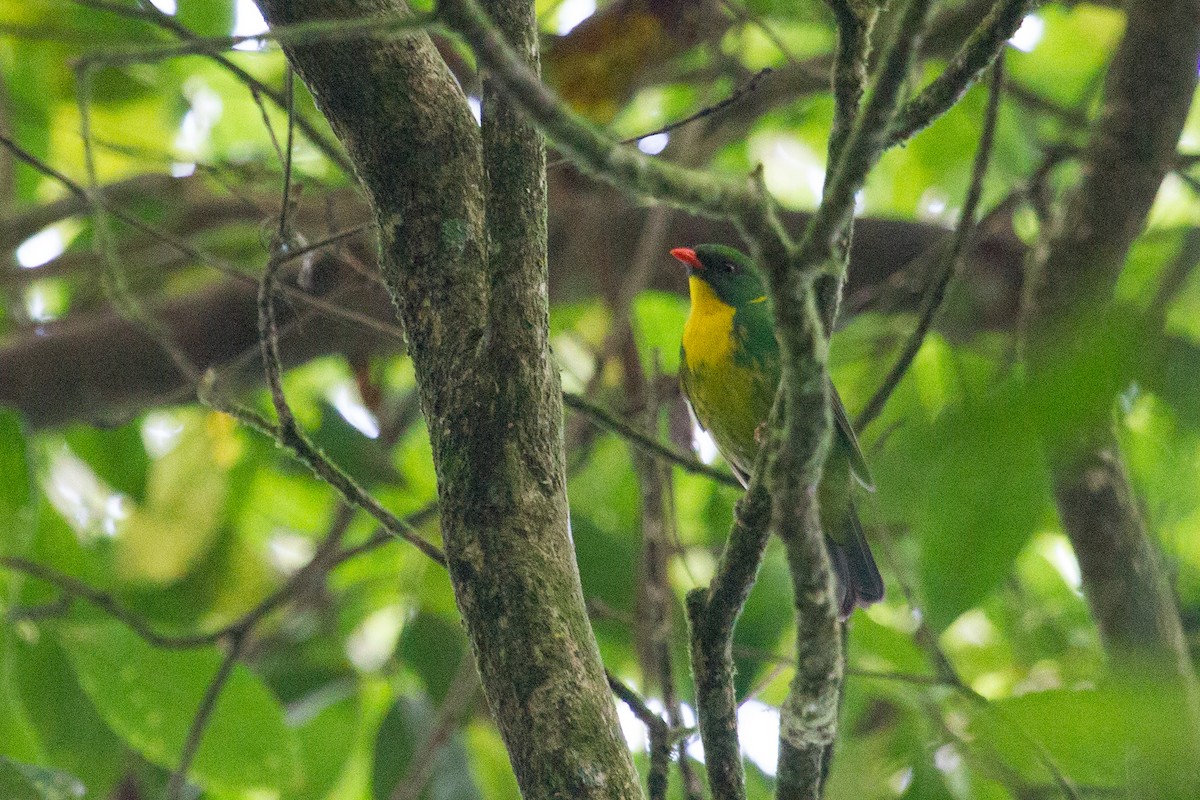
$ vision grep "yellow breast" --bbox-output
[682,276,737,371]
[681,277,764,471]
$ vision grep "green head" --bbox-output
[670,244,769,309]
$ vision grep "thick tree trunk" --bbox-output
[1021,0,1199,689]
[250,1,641,796]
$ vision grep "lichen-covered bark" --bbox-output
[1021,0,1199,688]
[467,0,643,795]
[251,1,641,796]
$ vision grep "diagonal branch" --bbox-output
[436,0,787,252]
[888,0,1031,145]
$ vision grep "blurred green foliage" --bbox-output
[1,0,1199,798]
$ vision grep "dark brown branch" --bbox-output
[607,672,674,800]
[1019,0,1200,709]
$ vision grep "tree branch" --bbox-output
[563,392,741,488]
[165,634,245,800]
[769,0,935,795]
[251,0,643,795]
[437,0,787,251]
[888,0,1031,144]
[1018,0,1200,761]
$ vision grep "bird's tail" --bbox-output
[828,500,883,618]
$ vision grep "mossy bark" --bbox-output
[251,1,641,796]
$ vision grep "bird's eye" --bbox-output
[723,262,736,274]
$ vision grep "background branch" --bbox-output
[1020,0,1200,690]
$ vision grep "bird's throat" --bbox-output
[683,276,737,371]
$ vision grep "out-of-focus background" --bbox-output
[1,0,1198,797]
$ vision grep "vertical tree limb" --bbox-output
[1019,0,1200,715]
[251,0,641,796]
[770,0,935,795]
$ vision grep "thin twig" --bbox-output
[618,68,774,147]
[258,66,301,435]
[69,0,352,171]
[877,531,1082,800]
[197,386,447,566]
[0,556,206,648]
[857,53,1005,431]
[223,81,441,566]
[437,0,783,250]
[607,671,675,800]
[546,68,774,171]
[563,392,742,488]
[0,502,438,651]
[75,63,202,383]
[816,0,875,347]
[0,132,404,341]
[75,12,439,68]
[391,653,481,800]
[720,0,821,72]
[1148,224,1200,329]
[624,350,698,800]
[165,633,246,800]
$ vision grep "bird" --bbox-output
[671,243,883,617]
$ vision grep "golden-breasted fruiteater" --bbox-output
[672,244,883,617]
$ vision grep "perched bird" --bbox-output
[671,244,883,617]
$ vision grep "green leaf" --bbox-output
[916,383,1051,628]
[0,758,85,800]
[878,377,1051,631]
[0,410,35,557]
[976,682,1199,795]
[59,621,298,793]
[398,613,468,704]
[462,723,521,800]
[733,540,792,697]
[291,690,360,800]
[0,628,41,765]
[632,290,689,375]
[12,635,124,798]
[176,0,236,38]
[371,695,481,800]
[63,421,149,503]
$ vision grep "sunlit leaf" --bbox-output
[59,621,298,793]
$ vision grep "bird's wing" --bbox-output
[830,381,874,492]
